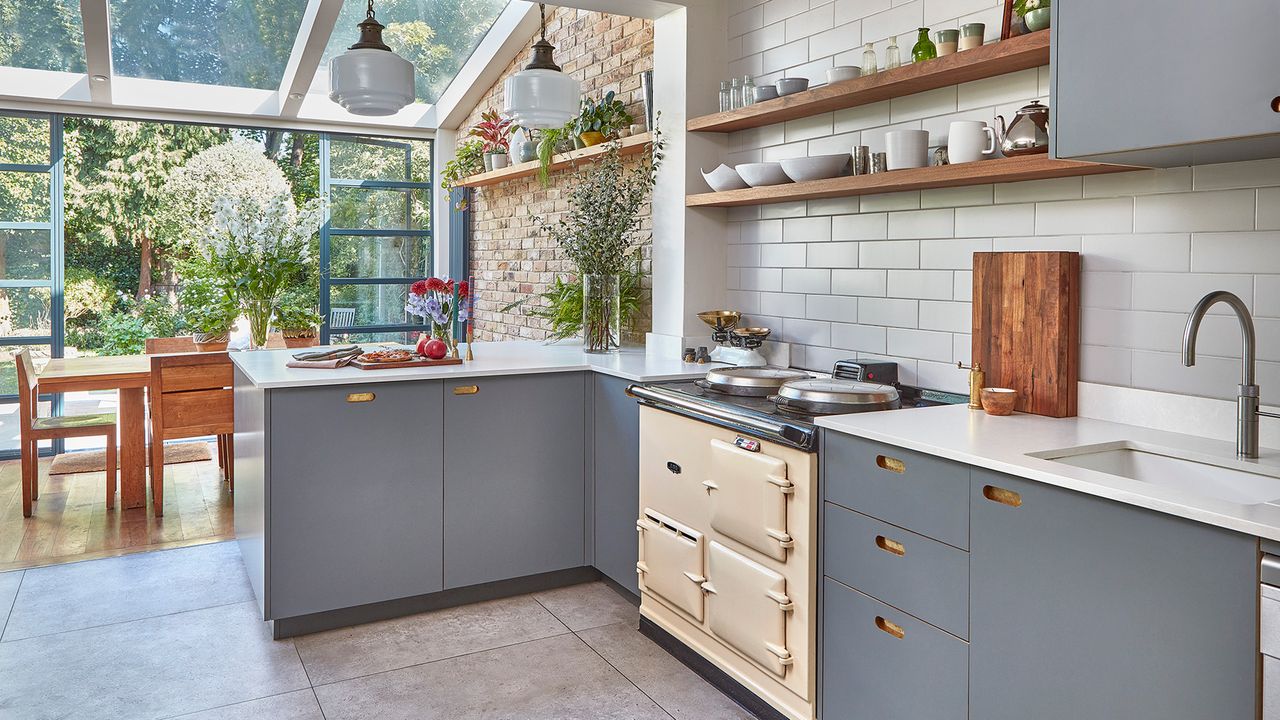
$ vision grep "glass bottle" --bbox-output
[730,77,742,109]
[741,76,756,106]
[718,80,730,112]
[885,35,901,70]
[911,27,938,62]
[861,42,878,74]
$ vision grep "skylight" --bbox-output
[0,0,85,73]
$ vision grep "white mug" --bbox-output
[884,129,930,170]
[947,120,996,164]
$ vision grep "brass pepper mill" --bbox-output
[957,361,984,409]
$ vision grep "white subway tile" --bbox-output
[729,5,765,37]
[1130,350,1238,401]
[727,267,741,289]
[761,292,808,317]
[1080,233,1190,272]
[761,200,809,219]
[859,191,921,212]
[1037,65,1050,97]
[809,20,862,59]
[1193,158,1280,191]
[956,68,1038,111]
[783,318,832,346]
[889,87,958,123]
[728,244,762,267]
[1191,231,1280,274]
[1130,272,1253,314]
[729,54,764,79]
[730,124,785,152]
[920,184,992,209]
[921,238,990,269]
[859,297,918,327]
[832,212,888,240]
[728,35,745,60]
[1257,276,1280,316]
[761,242,808,267]
[725,148,764,165]
[923,0,996,26]
[727,290,761,314]
[952,334,972,366]
[991,234,1081,252]
[994,177,1083,204]
[861,0,923,44]
[920,108,992,146]
[887,269,953,299]
[1083,167,1192,198]
[807,130,862,156]
[786,3,835,41]
[739,267,782,292]
[728,205,762,222]
[741,219,784,243]
[954,203,1035,237]
[834,0,890,25]
[763,0,810,25]
[833,47,865,66]
[1260,188,1280,230]
[783,216,832,242]
[807,241,860,267]
[787,57,835,82]
[730,0,766,15]
[742,22,786,55]
[887,328,953,362]
[1133,190,1255,233]
[1035,197,1133,235]
[807,294,860,322]
[953,271,972,301]
[762,38,810,74]
[1080,345,1133,387]
[783,267,832,293]
[784,113,835,142]
[831,322,888,353]
[919,300,971,332]
[887,208,955,239]
[860,239,920,268]
[833,269,888,296]
[1081,272,1131,310]
[762,141,811,161]
[807,194,861,215]
[833,101,892,133]
[916,359,968,393]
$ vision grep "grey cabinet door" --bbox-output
[266,381,444,619]
[970,470,1258,720]
[1053,0,1280,166]
[593,374,640,595]
[443,372,587,589]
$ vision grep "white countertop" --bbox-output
[817,403,1280,541]
[229,341,706,389]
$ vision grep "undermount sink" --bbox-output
[1028,441,1280,506]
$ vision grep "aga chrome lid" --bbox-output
[772,378,901,413]
[699,366,810,396]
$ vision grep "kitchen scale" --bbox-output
[697,310,770,366]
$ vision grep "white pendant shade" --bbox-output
[329,48,415,117]
[504,68,581,129]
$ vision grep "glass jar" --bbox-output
[885,35,901,70]
[742,76,755,106]
[911,27,938,62]
[582,274,621,354]
[729,77,742,110]
[861,42,878,74]
[719,80,730,112]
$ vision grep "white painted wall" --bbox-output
[717,0,1280,405]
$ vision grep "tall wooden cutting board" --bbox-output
[972,252,1080,418]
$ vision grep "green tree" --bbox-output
[159,139,293,250]
[0,0,84,72]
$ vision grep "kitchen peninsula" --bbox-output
[230,342,703,638]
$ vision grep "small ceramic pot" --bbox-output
[193,331,230,353]
[579,131,606,147]
[753,85,780,102]
[488,153,509,169]
[960,22,985,51]
[283,334,320,349]
[981,388,1018,416]
[1024,7,1050,31]
[935,29,959,56]
[826,66,862,84]
[517,142,538,163]
[775,77,810,96]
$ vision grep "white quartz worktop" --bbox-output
[817,403,1280,542]
[229,340,705,389]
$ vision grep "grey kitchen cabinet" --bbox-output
[263,380,445,619]
[592,373,640,596]
[969,469,1258,720]
[443,372,588,589]
[1052,0,1280,166]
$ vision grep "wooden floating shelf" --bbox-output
[455,132,652,188]
[685,156,1133,208]
[688,30,1051,134]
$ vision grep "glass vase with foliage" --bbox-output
[179,277,239,350]
[200,194,325,349]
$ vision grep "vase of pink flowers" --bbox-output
[406,277,470,352]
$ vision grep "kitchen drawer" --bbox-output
[823,502,969,639]
[822,577,967,720]
[823,433,969,549]
[1264,583,1280,659]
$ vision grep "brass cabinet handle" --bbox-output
[983,485,1022,507]
[875,535,905,556]
[876,454,905,473]
[875,616,905,639]
[453,385,479,395]
[346,392,375,403]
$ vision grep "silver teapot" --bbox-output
[996,101,1050,156]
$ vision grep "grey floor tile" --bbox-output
[294,594,570,685]
[0,601,309,720]
[578,622,753,720]
[314,632,669,720]
[165,689,325,720]
[0,571,22,636]
[533,581,639,631]
[3,541,252,641]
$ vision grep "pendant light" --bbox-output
[328,0,415,116]
[503,4,581,129]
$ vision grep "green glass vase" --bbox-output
[911,27,937,62]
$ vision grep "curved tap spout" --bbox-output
[1182,290,1256,386]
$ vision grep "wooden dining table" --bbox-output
[36,355,151,510]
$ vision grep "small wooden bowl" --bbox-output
[981,388,1018,416]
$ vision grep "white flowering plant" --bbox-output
[1013,0,1048,16]
[201,193,326,348]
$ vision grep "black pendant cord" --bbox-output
[367,0,376,20]
[524,3,561,71]
[539,3,548,41]
[350,0,391,51]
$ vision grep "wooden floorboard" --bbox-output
[0,446,234,572]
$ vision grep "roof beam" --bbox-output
[79,0,113,103]
[278,0,345,118]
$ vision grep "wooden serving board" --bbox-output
[972,251,1080,418]
[350,356,464,370]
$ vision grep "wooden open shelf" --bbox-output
[685,156,1133,208]
[455,132,653,188]
[688,30,1050,134]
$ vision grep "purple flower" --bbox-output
[425,296,450,326]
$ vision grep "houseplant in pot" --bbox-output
[469,110,515,171]
[574,91,633,147]
[274,300,324,348]
[440,138,484,210]
[180,277,237,352]
[1015,0,1050,31]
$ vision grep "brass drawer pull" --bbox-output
[875,616,905,639]
[875,535,905,556]
[876,455,905,473]
[346,392,375,403]
[983,485,1022,507]
[453,385,479,395]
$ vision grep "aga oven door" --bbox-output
[637,509,706,622]
[705,439,794,561]
[703,540,794,677]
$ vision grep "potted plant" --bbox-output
[469,110,515,171]
[440,138,484,210]
[1014,0,1050,31]
[535,125,576,186]
[274,302,324,348]
[575,92,634,147]
[180,277,238,352]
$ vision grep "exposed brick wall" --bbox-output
[458,8,654,343]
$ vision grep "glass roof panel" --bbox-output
[108,0,310,90]
[0,0,86,73]
[321,0,509,104]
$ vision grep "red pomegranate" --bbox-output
[423,337,449,360]
[415,333,430,356]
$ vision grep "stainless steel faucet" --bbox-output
[1182,290,1280,458]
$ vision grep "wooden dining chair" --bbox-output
[144,337,233,486]
[14,349,117,518]
[148,352,234,516]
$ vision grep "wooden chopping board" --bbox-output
[972,251,1080,418]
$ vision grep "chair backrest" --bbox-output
[12,349,36,427]
[145,336,197,354]
[330,307,356,329]
[149,352,233,440]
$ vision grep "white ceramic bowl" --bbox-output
[735,162,793,187]
[826,66,862,84]
[775,77,810,96]
[779,154,853,183]
[701,164,750,192]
